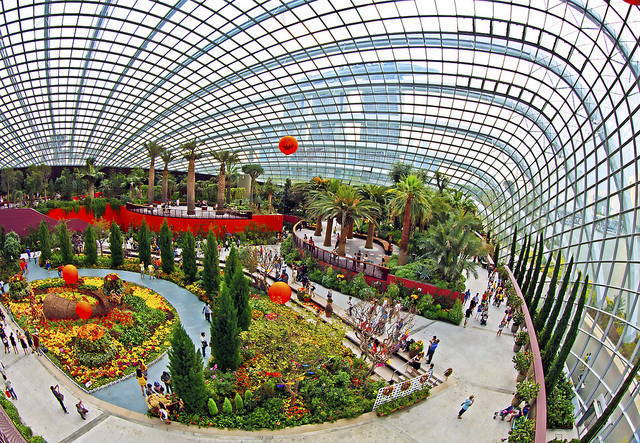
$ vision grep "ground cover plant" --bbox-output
[170,294,385,430]
[6,276,177,390]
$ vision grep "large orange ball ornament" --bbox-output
[75,300,92,320]
[63,264,78,284]
[269,282,292,305]
[278,136,298,155]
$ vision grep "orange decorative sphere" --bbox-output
[63,264,79,284]
[278,136,298,155]
[269,282,292,305]
[75,300,92,319]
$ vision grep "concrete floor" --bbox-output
[0,243,553,443]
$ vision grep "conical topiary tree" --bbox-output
[542,271,582,372]
[84,226,97,266]
[38,220,51,263]
[210,285,241,372]
[515,233,530,286]
[202,231,220,298]
[538,257,574,351]
[159,219,174,274]
[229,265,251,331]
[529,252,553,317]
[167,323,208,414]
[57,222,74,264]
[508,227,518,269]
[545,275,588,395]
[109,222,124,268]
[525,234,544,308]
[138,220,151,268]
[182,231,197,283]
[521,234,540,296]
[533,251,562,333]
[224,245,240,288]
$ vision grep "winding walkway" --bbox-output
[1,252,525,443]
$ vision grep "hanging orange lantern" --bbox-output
[63,264,78,284]
[75,300,92,319]
[269,282,291,305]
[278,136,298,155]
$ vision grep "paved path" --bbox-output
[1,250,529,443]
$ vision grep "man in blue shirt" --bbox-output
[458,395,475,419]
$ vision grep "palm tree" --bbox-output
[388,175,431,266]
[180,140,201,215]
[308,184,378,256]
[144,141,164,205]
[241,164,264,206]
[262,178,278,212]
[225,165,241,204]
[159,148,174,204]
[432,171,450,195]
[212,150,241,210]
[358,184,387,249]
[78,158,104,198]
[127,168,145,201]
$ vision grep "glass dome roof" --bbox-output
[1,0,640,440]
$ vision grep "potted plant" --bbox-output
[511,311,525,333]
[513,330,529,352]
[408,340,424,359]
[507,293,523,310]
[507,418,536,443]
[512,380,540,407]
[512,351,532,382]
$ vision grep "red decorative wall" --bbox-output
[46,206,283,236]
[386,275,463,303]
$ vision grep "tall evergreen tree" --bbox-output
[138,220,151,267]
[210,286,241,372]
[514,233,530,285]
[224,245,240,288]
[229,265,251,331]
[492,241,500,266]
[508,227,518,269]
[539,257,574,351]
[579,344,640,443]
[521,234,539,296]
[159,219,174,274]
[0,225,5,253]
[525,234,544,308]
[546,275,588,395]
[542,271,582,372]
[167,323,207,413]
[109,222,124,267]
[533,251,562,332]
[529,252,553,317]
[84,226,98,266]
[57,222,74,264]
[182,231,197,283]
[38,220,51,263]
[202,231,220,297]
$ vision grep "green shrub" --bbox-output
[449,299,463,325]
[234,392,244,412]
[547,373,576,429]
[223,397,233,414]
[375,386,430,416]
[208,398,219,415]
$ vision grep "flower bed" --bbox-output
[7,276,177,390]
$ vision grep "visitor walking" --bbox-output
[139,261,145,279]
[50,385,69,413]
[2,335,9,353]
[160,371,172,394]
[158,403,171,425]
[200,332,208,358]
[5,379,17,400]
[9,333,18,354]
[458,395,475,419]
[17,332,29,355]
[426,338,439,364]
[46,259,51,274]
[32,331,42,355]
[497,320,506,336]
[75,401,89,420]
[464,306,473,328]
[136,368,147,396]
[202,304,211,322]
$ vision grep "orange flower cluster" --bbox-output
[76,324,106,342]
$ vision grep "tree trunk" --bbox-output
[324,218,334,246]
[250,177,255,205]
[162,166,168,203]
[148,159,155,205]
[338,221,349,255]
[226,178,231,204]
[365,221,375,249]
[314,215,323,237]
[88,181,95,199]
[130,183,135,201]
[347,221,354,239]
[267,192,273,211]
[187,156,195,215]
[217,165,225,210]
[398,197,412,265]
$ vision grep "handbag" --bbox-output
[5,390,10,398]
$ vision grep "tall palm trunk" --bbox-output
[347,221,354,239]
[162,166,168,203]
[217,165,225,210]
[324,217,334,246]
[88,180,95,199]
[338,219,349,255]
[365,221,375,249]
[267,192,273,211]
[148,159,156,205]
[187,155,195,215]
[314,215,323,236]
[130,183,135,201]
[226,177,231,204]
[398,197,412,265]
